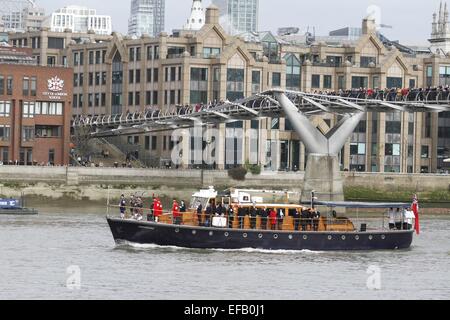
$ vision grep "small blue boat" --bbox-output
[0,198,38,215]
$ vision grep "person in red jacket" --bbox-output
[172,199,181,225]
[269,208,277,230]
[153,197,162,222]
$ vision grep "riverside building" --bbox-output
[7,2,450,173]
[0,45,73,165]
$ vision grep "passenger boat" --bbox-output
[0,197,38,215]
[106,187,415,251]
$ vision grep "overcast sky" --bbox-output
[37,0,439,45]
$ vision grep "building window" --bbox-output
[190,68,208,104]
[385,143,401,156]
[135,70,141,84]
[101,93,106,107]
[252,70,261,94]
[135,92,140,106]
[0,125,10,141]
[89,51,94,64]
[80,52,84,65]
[311,75,320,88]
[0,101,11,117]
[146,91,151,105]
[22,101,35,118]
[203,47,221,58]
[170,67,176,82]
[285,54,301,90]
[89,72,93,86]
[147,68,152,82]
[153,68,159,82]
[426,65,433,87]
[95,50,101,64]
[351,76,368,89]
[129,47,135,62]
[74,74,78,87]
[30,77,37,96]
[22,126,34,142]
[147,46,153,60]
[48,149,55,165]
[226,68,245,101]
[128,92,133,106]
[338,76,345,90]
[79,73,84,86]
[73,94,78,108]
[88,94,93,107]
[153,91,158,105]
[421,146,429,158]
[360,56,376,67]
[272,72,281,87]
[439,66,450,86]
[0,75,4,95]
[95,72,100,86]
[129,70,134,84]
[22,77,30,96]
[151,136,157,150]
[323,75,332,89]
[95,93,100,107]
[350,143,366,155]
[102,72,107,85]
[136,47,141,61]
[387,77,403,88]
[7,76,13,95]
[102,50,106,63]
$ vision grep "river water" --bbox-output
[0,205,449,300]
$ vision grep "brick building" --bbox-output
[0,45,72,165]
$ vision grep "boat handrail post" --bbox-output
[107,186,110,216]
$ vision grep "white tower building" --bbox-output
[184,0,205,31]
[430,1,450,55]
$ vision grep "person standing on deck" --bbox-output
[119,194,126,219]
[172,199,181,225]
[269,208,277,230]
[228,205,235,228]
[196,203,203,226]
[293,208,300,231]
[388,208,395,230]
[180,200,186,213]
[154,197,163,222]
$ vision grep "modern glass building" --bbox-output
[128,0,165,37]
[212,0,258,35]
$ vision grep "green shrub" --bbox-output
[228,167,248,181]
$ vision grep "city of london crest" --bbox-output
[47,76,65,92]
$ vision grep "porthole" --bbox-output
[328,235,332,240]
[355,235,360,241]
[209,231,214,236]
[243,233,248,238]
[224,232,229,237]
[303,235,308,240]
[381,235,386,240]
[341,235,346,240]
[368,235,373,240]
[175,228,180,233]
[288,235,293,240]
[258,233,263,239]
[273,234,279,239]
[192,230,197,235]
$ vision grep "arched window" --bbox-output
[285,54,301,90]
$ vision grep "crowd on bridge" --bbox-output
[310,85,450,102]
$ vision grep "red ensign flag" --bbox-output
[412,195,420,235]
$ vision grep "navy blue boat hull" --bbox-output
[106,217,414,251]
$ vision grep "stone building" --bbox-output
[6,3,450,173]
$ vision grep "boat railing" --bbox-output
[108,204,408,232]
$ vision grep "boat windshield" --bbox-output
[190,197,209,210]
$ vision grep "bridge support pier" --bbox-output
[275,92,365,203]
[301,154,344,203]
